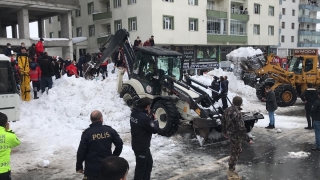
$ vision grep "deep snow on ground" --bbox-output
[286,151,310,159]
[9,65,310,179]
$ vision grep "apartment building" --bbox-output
[277,0,320,57]
[45,0,279,65]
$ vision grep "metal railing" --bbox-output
[299,0,319,6]
[207,30,227,35]
[230,31,247,36]
[206,5,227,12]
[231,8,248,15]
[93,8,111,14]
[98,32,111,37]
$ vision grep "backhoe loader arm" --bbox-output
[96,29,135,78]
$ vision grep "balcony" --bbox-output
[92,8,112,21]
[297,42,320,47]
[298,29,320,36]
[207,31,247,43]
[299,0,320,11]
[206,5,227,18]
[298,16,320,23]
[97,32,111,44]
[230,9,249,21]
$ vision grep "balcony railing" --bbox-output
[231,8,248,15]
[98,32,111,37]
[230,31,247,36]
[206,5,227,12]
[93,8,111,14]
[300,0,319,6]
[207,30,227,35]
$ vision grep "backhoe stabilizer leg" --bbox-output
[193,118,212,146]
[116,68,126,93]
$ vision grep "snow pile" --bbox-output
[286,151,310,159]
[37,159,50,168]
[226,47,263,58]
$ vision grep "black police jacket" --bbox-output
[130,108,159,151]
[76,122,123,176]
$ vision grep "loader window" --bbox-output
[157,56,182,80]
[304,58,313,72]
[0,61,15,94]
[288,57,302,74]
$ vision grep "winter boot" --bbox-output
[34,91,39,99]
[265,124,275,129]
[227,169,242,180]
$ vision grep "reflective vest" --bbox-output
[0,127,20,174]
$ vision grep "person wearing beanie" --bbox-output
[222,96,253,179]
[262,86,278,129]
[210,76,220,100]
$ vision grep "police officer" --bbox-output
[221,96,253,180]
[130,97,159,180]
[76,110,123,180]
[0,112,21,180]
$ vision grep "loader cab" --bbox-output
[132,47,183,95]
[288,57,303,74]
[0,54,20,121]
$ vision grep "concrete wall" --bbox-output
[247,0,279,45]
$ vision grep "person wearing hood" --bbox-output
[130,97,159,180]
[5,43,12,57]
[54,59,63,79]
[36,38,44,57]
[210,76,220,101]
[29,59,42,99]
[301,83,318,129]
[28,43,36,59]
[17,47,31,101]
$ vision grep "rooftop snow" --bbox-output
[30,37,69,41]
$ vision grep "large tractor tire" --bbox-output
[256,79,275,101]
[120,85,140,108]
[274,84,297,107]
[152,99,180,137]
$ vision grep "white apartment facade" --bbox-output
[277,0,320,57]
[45,0,279,62]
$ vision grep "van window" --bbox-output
[0,61,15,94]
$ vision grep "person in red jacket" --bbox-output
[66,60,79,78]
[35,38,44,57]
[29,59,42,99]
[143,39,151,46]
[100,58,109,81]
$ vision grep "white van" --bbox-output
[0,54,20,121]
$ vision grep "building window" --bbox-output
[292,9,295,16]
[76,7,81,17]
[282,22,285,29]
[163,0,174,2]
[49,32,54,38]
[281,35,285,42]
[254,4,260,14]
[89,25,95,36]
[189,18,198,31]
[230,20,246,36]
[282,8,286,15]
[207,18,227,34]
[163,16,174,30]
[114,20,122,32]
[268,26,274,35]
[128,0,136,4]
[269,6,274,16]
[189,0,198,5]
[57,15,60,22]
[291,23,295,29]
[58,31,61,38]
[49,17,52,24]
[88,2,94,14]
[76,27,82,37]
[253,24,260,35]
[128,17,137,31]
[291,36,294,42]
[114,0,121,8]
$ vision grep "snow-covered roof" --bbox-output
[72,37,87,44]
[226,47,263,58]
[0,54,10,62]
[30,37,69,41]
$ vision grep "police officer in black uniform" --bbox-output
[130,97,159,180]
[76,110,123,180]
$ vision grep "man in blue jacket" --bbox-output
[130,97,159,180]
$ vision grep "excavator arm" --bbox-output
[88,29,136,78]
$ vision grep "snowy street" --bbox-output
[9,66,320,180]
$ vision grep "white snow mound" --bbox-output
[37,159,50,168]
[226,47,263,58]
[286,151,310,159]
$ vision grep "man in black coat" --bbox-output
[150,35,155,46]
[76,110,123,179]
[301,83,318,129]
[28,43,36,59]
[262,86,278,129]
[210,76,220,100]
[130,97,159,180]
[39,58,54,94]
[4,43,12,57]
[54,60,63,79]
[220,76,229,109]
[311,91,320,151]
